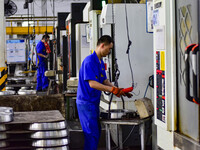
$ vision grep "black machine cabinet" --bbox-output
[57,13,69,56]
[70,3,86,77]
[62,35,68,92]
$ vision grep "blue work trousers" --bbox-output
[77,103,101,150]
[36,63,49,91]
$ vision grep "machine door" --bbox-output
[176,0,200,141]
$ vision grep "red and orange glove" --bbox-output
[110,87,125,97]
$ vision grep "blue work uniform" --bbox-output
[76,51,107,150]
[36,40,49,91]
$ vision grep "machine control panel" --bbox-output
[156,51,165,122]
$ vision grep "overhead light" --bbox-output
[102,0,106,8]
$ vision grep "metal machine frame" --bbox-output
[100,3,154,111]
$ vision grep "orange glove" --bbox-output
[110,87,125,97]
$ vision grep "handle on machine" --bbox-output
[192,44,200,104]
[185,44,196,102]
[122,87,133,93]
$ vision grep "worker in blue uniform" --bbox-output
[76,35,131,150]
[36,34,50,91]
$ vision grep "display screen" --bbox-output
[6,39,26,64]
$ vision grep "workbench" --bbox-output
[101,117,150,150]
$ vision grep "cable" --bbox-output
[124,0,130,46]
[144,80,151,98]
[131,90,140,96]
[45,0,47,32]
[124,0,134,88]
[128,49,134,87]
[108,54,112,82]
[34,0,47,8]
[104,55,112,96]
[111,125,136,150]
[49,0,55,19]
[49,0,54,15]
[112,145,119,150]
[144,75,154,98]
[122,125,135,145]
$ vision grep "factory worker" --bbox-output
[76,35,131,150]
[36,34,49,92]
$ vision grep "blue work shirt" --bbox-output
[36,40,46,65]
[77,51,107,105]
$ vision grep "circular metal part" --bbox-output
[29,121,66,131]
[32,138,69,147]
[0,107,13,114]
[5,87,14,90]
[35,146,69,150]
[0,91,15,96]
[0,112,13,123]
[9,78,16,84]
[31,129,68,139]
[18,90,30,95]
[0,124,7,131]
[15,78,26,84]
[21,87,29,90]
[7,79,12,84]
[0,141,7,148]
[30,90,37,94]
[108,109,134,119]
[18,90,36,95]
[6,90,16,95]
[0,132,7,140]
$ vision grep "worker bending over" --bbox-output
[36,34,49,92]
[76,35,132,150]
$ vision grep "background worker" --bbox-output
[36,34,50,92]
[76,35,132,150]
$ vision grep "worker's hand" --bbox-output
[124,92,133,98]
[110,87,125,97]
[45,55,49,59]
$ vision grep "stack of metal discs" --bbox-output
[0,124,8,149]
[17,86,36,95]
[5,87,14,91]
[13,78,26,85]
[0,107,13,123]
[0,107,13,149]
[0,90,16,96]
[30,121,69,149]
[18,89,36,95]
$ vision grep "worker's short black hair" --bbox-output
[42,34,50,40]
[97,35,114,46]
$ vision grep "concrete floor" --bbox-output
[71,146,152,150]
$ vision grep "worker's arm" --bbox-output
[89,80,126,97]
[103,79,114,87]
[88,80,113,92]
[103,79,133,98]
[37,53,48,58]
